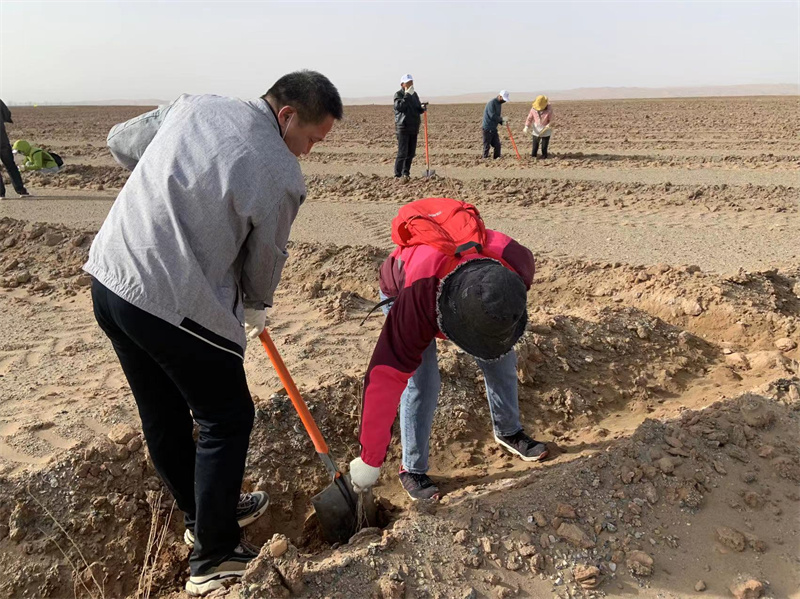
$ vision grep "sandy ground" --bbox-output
[0,97,798,599]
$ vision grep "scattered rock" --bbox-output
[626,550,654,576]
[573,564,602,589]
[774,337,797,351]
[454,529,469,544]
[378,574,405,599]
[43,232,64,247]
[531,511,548,527]
[757,445,775,459]
[682,300,703,316]
[529,554,545,572]
[268,535,289,558]
[695,580,707,592]
[729,579,764,599]
[557,522,595,549]
[739,395,774,428]
[657,456,676,474]
[742,491,764,509]
[126,436,143,452]
[555,503,577,519]
[715,526,746,552]
[743,532,767,553]
[108,424,138,445]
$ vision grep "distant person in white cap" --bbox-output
[482,90,509,159]
[393,74,427,181]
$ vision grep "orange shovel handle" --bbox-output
[259,329,329,455]
[506,124,522,161]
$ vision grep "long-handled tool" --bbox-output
[506,123,522,161]
[258,329,378,544]
[423,110,435,178]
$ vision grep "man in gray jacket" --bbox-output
[84,70,342,596]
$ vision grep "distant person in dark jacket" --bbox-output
[393,74,427,181]
[481,90,509,159]
[0,100,30,199]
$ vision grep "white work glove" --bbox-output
[501,117,509,125]
[523,125,529,134]
[349,457,381,492]
[405,85,415,95]
[244,307,267,340]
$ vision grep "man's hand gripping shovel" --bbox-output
[258,329,378,544]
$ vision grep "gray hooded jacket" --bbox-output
[84,94,306,356]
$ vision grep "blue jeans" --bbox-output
[381,293,522,474]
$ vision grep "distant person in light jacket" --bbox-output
[523,95,553,159]
[85,70,343,597]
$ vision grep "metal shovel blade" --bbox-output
[424,169,436,178]
[311,473,378,545]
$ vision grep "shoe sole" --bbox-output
[185,572,243,596]
[494,435,550,462]
[403,488,441,502]
[184,495,270,546]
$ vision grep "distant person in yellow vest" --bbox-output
[523,95,554,159]
[12,139,64,174]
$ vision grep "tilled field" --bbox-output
[0,97,798,599]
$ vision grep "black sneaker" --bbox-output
[185,540,259,596]
[184,491,269,546]
[399,470,440,501]
[495,430,549,462]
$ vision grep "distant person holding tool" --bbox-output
[393,74,427,181]
[481,90,509,159]
[84,71,343,596]
[349,198,549,502]
[523,95,554,159]
[0,100,30,199]
[12,139,64,174]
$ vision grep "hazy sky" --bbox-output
[1,0,797,103]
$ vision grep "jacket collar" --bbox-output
[251,98,281,135]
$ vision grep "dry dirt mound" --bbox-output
[241,385,800,599]
[304,149,800,172]
[0,217,95,295]
[22,165,131,192]
[305,174,798,213]
[0,221,798,598]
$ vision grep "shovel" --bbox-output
[258,329,378,544]
[423,110,435,178]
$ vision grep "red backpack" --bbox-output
[391,197,487,258]
[361,198,488,325]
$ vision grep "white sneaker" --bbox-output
[184,540,259,596]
